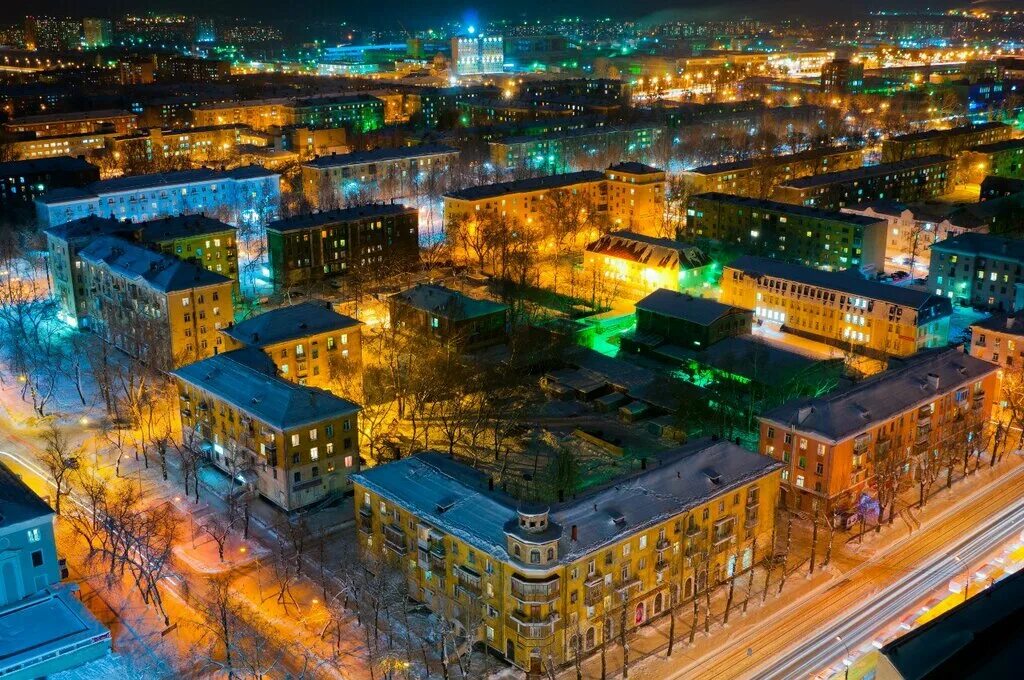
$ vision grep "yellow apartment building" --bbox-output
[173,349,362,511]
[721,255,952,360]
[352,440,782,673]
[222,301,362,391]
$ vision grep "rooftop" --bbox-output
[303,144,458,169]
[694,192,884,226]
[636,289,748,326]
[878,567,1024,680]
[780,155,953,189]
[78,236,231,293]
[351,440,781,563]
[0,459,53,529]
[585,230,710,270]
[446,170,605,201]
[971,313,1024,337]
[496,124,662,146]
[133,214,236,243]
[0,156,98,176]
[887,121,1008,144]
[688,145,860,176]
[4,108,133,126]
[391,283,508,321]
[930,231,1024,260]
[0,587,111,678]
[727,254,950,311]
[267,203,415,233]
[36,165,278,205]
[608,161,663,175]
[968,137,1024,154]
[43,215,128,242]
[172,349,360,431]
[760,347,996,442]
[224,301,360,348]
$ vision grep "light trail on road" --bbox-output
[761,493,1024,679]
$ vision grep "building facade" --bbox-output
[0,156,99,221]
[928,232,1024,312]
[444,164,667,238]
[631,288,753,350]
[488,125,666,173]
[774,156,954,211]
[583,231,712,299]
[389,283,509,350]
[451,34,505,76]
[352,442,781,672]
[35,166,280,229]
[881,122,1012,163]
[266,204,420,288]
[78,236,234,369]
[686,193,888,272]
[302,145,459,208]
[682,146,864,199]
[173,350,361,511]
[134,214,239,285]
[222,301,362,391]
[758,348,997,512]
[3,109,137,137]
[721,255,952,359]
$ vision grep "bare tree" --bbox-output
[39,422,82,515]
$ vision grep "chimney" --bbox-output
[927,372,940,390]
[1008,316,1016,330]
[571,524,578,542]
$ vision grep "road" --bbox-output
[660,458,1024,680]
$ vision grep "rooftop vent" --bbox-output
[702,468,722,485]
[926,372,940,390]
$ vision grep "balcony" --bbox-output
[508,612,560,640]
[853,435,870,452]
[455,565,482,596]
[973,393,985,410]
[616,577,642,594]
[428,544,447,570]
[511,574,561,603]
[382,524,407,555]
[713,533,736,551]
[655,558,670,573]
[744,511,759,528]
[358,505,372,520]
[685,523,702,538]
[655,538,671,552]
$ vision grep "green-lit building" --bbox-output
[686,192,888,271]
[963,138,1024,181]
[488,124,666,172]
[290,94,385,133]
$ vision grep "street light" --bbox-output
[954,555,969,601]
[835,635,851,680]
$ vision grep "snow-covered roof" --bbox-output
[352,441,782,564]
[585,230,709,270]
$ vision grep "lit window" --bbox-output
[27,528,42,543]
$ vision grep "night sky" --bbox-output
[7,1,971,27]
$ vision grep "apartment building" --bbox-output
[881,121,1012,163]
[928,232,1024,311]
[681,146,864,199]
[108,124,256,165]
[390,283,509,350]
[0,461,111,678]
[5,130,114,160]
[488,124,666,172]
[222,301,362,390]
[78,236,234,369]
[721,255,952,359]
[2,109,137,136]
[0,156,99,220]
[961,138,1024,183]
[134,214,239,285]
[352,440,782,671]
[35,165,280,229]
[192,98,293,130]
[969,314,1024,369]
[686,193,888,272]
[628,288,753,350]
[266,203,419,288]
[173,349,361,511]
[773,156,954,211]
[302,145,459,208]
[758,348,997,512]
[445,163,666,238]
[44,216,130,327]
[582,231,712,298]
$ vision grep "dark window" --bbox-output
[31,550,43,567]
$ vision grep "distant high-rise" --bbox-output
[24,16,81,50]
[195,17,216,43]
[81,18,113,48]
[451,34,504,76]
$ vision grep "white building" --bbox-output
[451,34,504,76]
[36,165,281,230]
